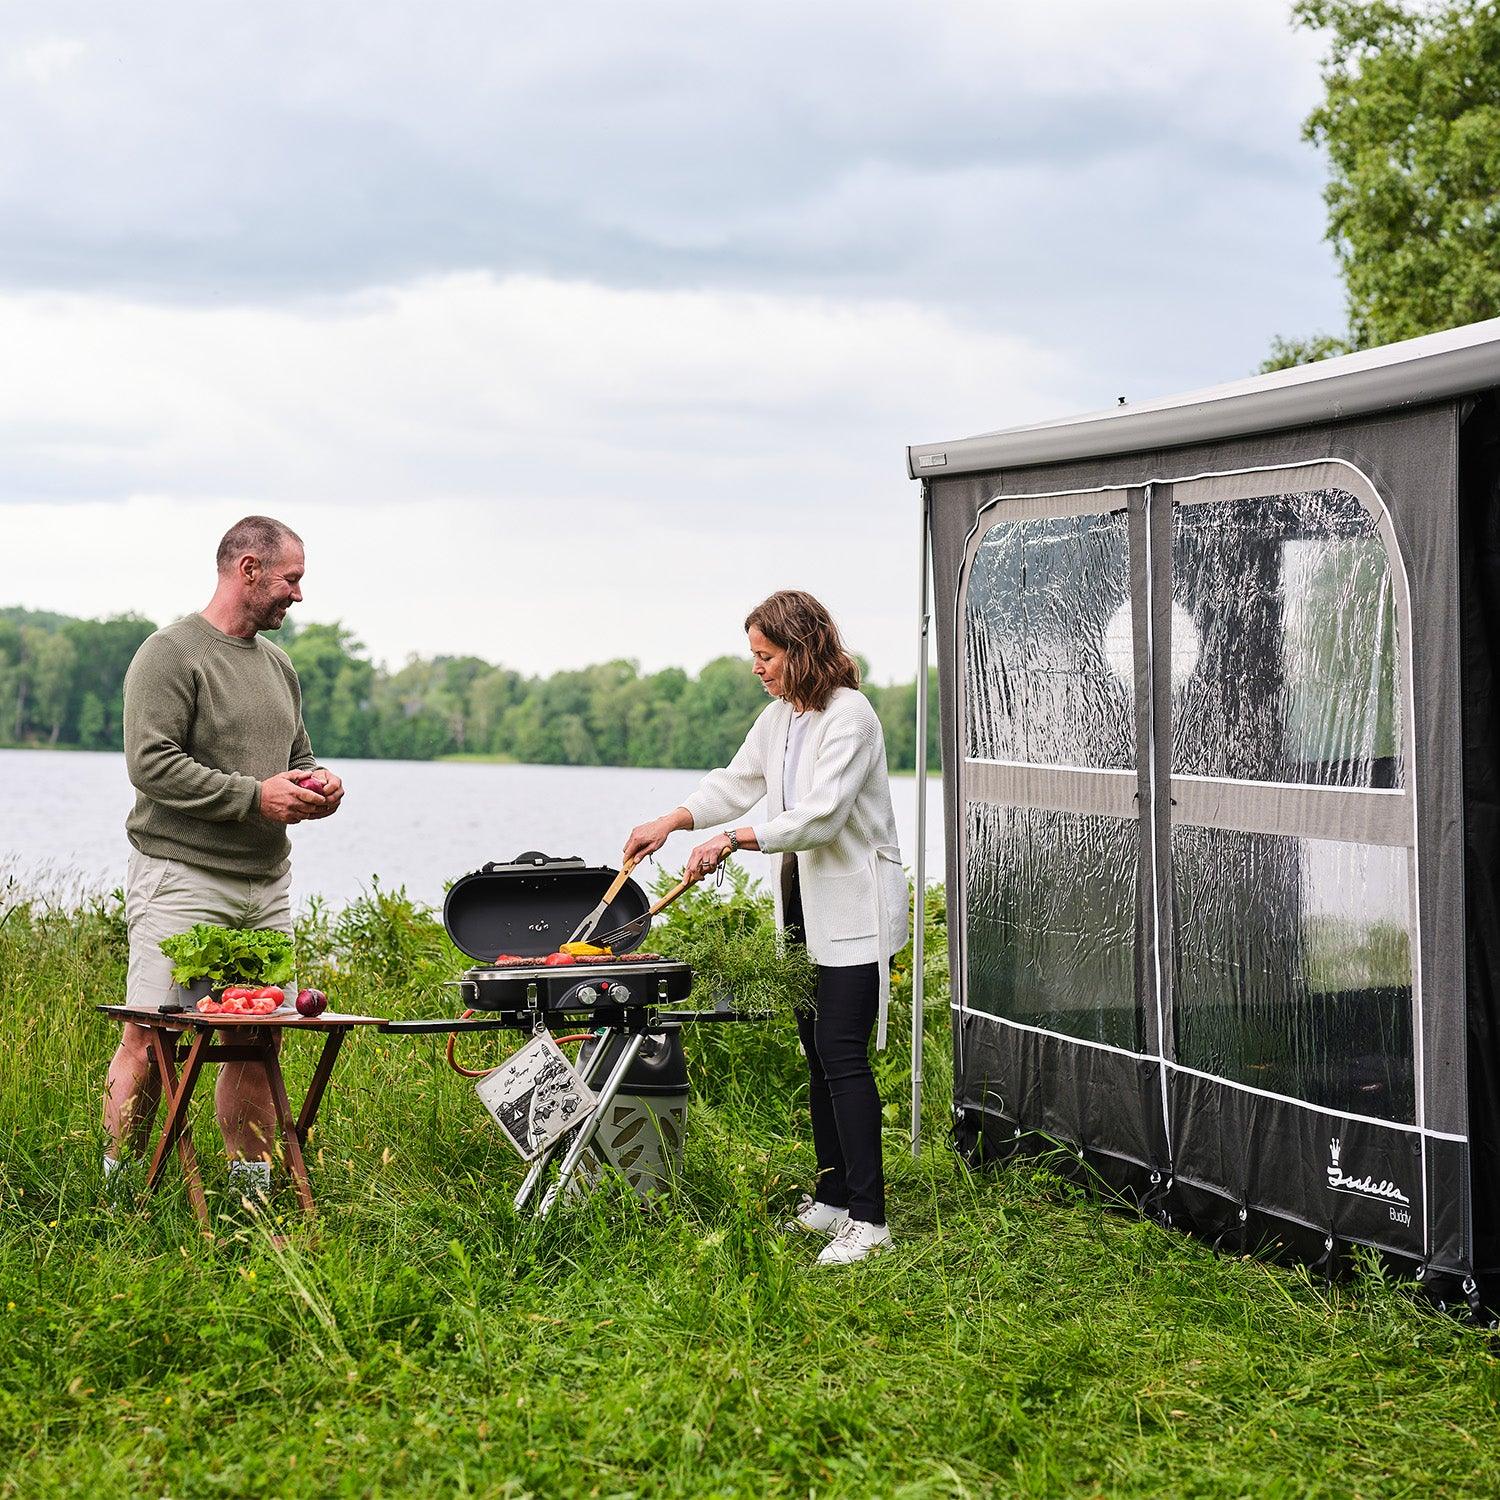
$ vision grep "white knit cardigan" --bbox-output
[681,687,909,1048]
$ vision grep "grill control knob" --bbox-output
[603,981,631,1004]
[575,985,599,1005]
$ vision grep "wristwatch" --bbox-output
[722,828,741,857]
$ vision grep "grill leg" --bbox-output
[513,1030,618,1213]
[537,1032,648,1219]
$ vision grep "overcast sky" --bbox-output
[1,1,1345,682]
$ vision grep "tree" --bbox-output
[368,656,461,760]
[1260,332,1354,373]
[63,614,155,749]
[671,656,767,768]
[1266,0,1500,368]
[434,656,492,750]
[626,667,689,767]
[284,622,375,760]
[868,669,942,773]
[581,659,642,767]
[25,627,77,744]
[77,692,107,749]
[0,620,20,745]
[465,667,525,754]
[497,696,550,764]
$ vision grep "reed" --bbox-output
[0,876,1495,1497]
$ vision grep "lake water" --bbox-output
[0,749,945,912]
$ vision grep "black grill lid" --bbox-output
[442,850,651,963]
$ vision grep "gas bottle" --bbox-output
[574,1029,689,1199]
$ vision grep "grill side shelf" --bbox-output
[383,1017,522,1035]
[384,1006,771,1035]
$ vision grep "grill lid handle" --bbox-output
[480,852,586,872]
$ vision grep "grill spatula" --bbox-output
[592,870,700,950]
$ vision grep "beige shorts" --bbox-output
[125,849,294,1012]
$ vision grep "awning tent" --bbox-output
[909,319,1500,1310]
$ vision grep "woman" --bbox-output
[624,590,908,1265]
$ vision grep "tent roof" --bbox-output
[907,317,1500,481]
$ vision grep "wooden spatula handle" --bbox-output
[647,873,696,916]
[600,857,638,908]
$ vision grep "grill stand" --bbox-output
[388,999,768,1219]
[529,1030,649,1219]
[511,1022,627,1212]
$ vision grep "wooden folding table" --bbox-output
[99,1005,388,1228]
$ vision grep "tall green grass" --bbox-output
[0,873,1496,1497]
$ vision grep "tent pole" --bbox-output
[911,481,933,1157]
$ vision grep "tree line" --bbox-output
[0,607,940,772]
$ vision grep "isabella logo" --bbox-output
[1327,1137,1409,1206]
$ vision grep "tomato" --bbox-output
[543,951,577,966]
[221,986,253,1002]
[253,986,284,1001]
[249,997,278,1015]
[195,998,221,1014]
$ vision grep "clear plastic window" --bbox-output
[965,801,1140,1051]
[964,510,1134,769]
[1171,825,1414,1122]
[1172,489,1401,787]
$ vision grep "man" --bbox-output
[104,515,345,1201]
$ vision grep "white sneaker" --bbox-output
[102,1154,140,1208]
[785,1195,849,1237]
[227,1159,272,1208]
[816,1217,893,1266]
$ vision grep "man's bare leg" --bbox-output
[216,1037,281,1164]
[104,1023,162,1161]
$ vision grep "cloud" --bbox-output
[0,272,1070,678]
[0,272,1067,499]
[0,4,1335,329]
[10,36,88,87]
[0,2,1353,682]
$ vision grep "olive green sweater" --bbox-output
[123,614,317,877]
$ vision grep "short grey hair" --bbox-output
[216,516,302,574]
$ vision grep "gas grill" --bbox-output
[434,850,694,1028]
[444,958,692,1029]
[385,850,766,1216]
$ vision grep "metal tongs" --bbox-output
[591,870,700,950]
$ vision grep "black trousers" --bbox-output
[784,860,885,1225]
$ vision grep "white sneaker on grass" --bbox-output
[227,1159,272,1208]
[816,1217,893,1266]
[102,1154,140,1208]
[786,1195,849,1237]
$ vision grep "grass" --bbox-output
[1,875,1498,1497]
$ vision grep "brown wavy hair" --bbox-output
[744,590,860,712]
